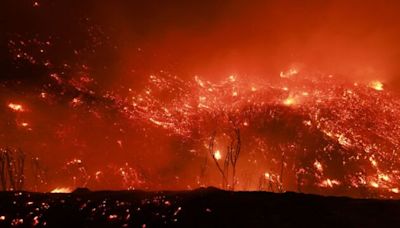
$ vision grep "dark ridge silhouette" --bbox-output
[0,188,399,227]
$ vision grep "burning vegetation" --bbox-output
[2,0,400,201]
[2,68,400,198]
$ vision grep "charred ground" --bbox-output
[0,187,399,227]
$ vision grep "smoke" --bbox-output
[81,0,400,85]
[2,0,400,195]
[4,0,400,83]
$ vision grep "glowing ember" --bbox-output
[108,214,118,221]
[95,171,103,180]
[19,122,29,128]
[11,218,23,226]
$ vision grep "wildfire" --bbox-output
[50,187,72,193]
[26,72,400,197]
[70,97,82,107]
[370,181,379,188]
[3,48,400,198]
[313,160,323,172]
[66,159,82,166]
[280,68,299,78]
[283,96,296,106]
[95,171,103,180]
[319,179,341,188]
[369,80,384,91]
[213,150,222,160]
[8,103,24,112]
[4,0,400,201]
[378,173,390,182]
[17,122,30,128]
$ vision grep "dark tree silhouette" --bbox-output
[208,131,228,188]
[31,156,47,191]
[207,128,242,190]
[0,148,25,191]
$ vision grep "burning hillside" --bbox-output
[2,65,400,198]
[2,0,400,200]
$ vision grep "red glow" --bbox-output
[2,0,400,199]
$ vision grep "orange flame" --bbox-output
[51,187,72,193]
[8,103,24,112]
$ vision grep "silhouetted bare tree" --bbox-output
[207,128,242,190]
[0,150,7,191]
[258,172,282,192]
[0,148,25,191]
[278,151,285,193]
[31,156,47,191]
[227,128,241,190]
[208,131,228,188]
[199,149,209,187]
[259,174,272,191]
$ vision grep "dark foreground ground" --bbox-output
[0,187,399,227]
